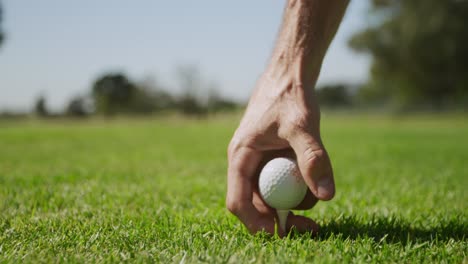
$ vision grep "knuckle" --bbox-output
[228,135,259,161]
[281,112,317,140]
[225,197,240,215]
[281,106,321,136]
[303,147,325,164]
[227,137,244,160]
[288,113,311,132]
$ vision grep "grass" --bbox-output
[0,114,466,263]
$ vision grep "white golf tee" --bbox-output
[276,209,289,232]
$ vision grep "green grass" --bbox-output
[0,114,467,263]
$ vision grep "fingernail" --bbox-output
[317,177,334,199]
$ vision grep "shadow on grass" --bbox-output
[317,215,467,244]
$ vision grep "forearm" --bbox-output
[268,0,349,85]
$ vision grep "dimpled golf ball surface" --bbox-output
[259,157,307,210]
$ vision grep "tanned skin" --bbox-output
[226,0,350,236]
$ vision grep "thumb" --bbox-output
[289,131,335,201]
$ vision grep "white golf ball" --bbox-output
[258,157,307,210]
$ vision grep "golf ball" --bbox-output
[258,157,307,210]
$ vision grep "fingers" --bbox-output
[286,212,319,234]
[252,192,285,236]
[227,141,321,237]
[226,144,275,234]
[289,131,335,201]
[294,189,319,210]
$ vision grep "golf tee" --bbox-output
[276,210,289,232]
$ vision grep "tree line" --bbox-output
[35,66,240,118]
[2,0,468,117]
[349,0,468,111]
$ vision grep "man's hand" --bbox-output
[226,0,348,236]
[226,70,334,236]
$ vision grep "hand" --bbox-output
[226,71,335,236]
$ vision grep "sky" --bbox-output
[0,1,370,112]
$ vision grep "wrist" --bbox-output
[265,53,321,90]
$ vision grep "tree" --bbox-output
[92,73,138,115]
[316,84,352,108]
[92,72,179,115]
[137,77,176,112]
[206,86,239,113]
[175,65,207,116]
[0,3,4,48]
[66,96,92,117]
[349,0,468,110]
[34,95,48,117]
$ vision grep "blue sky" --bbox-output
[0,1,370,112]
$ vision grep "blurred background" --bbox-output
[0,0,467,117]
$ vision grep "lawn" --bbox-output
[0,114,466,263]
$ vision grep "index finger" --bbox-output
[226,145,274,234]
